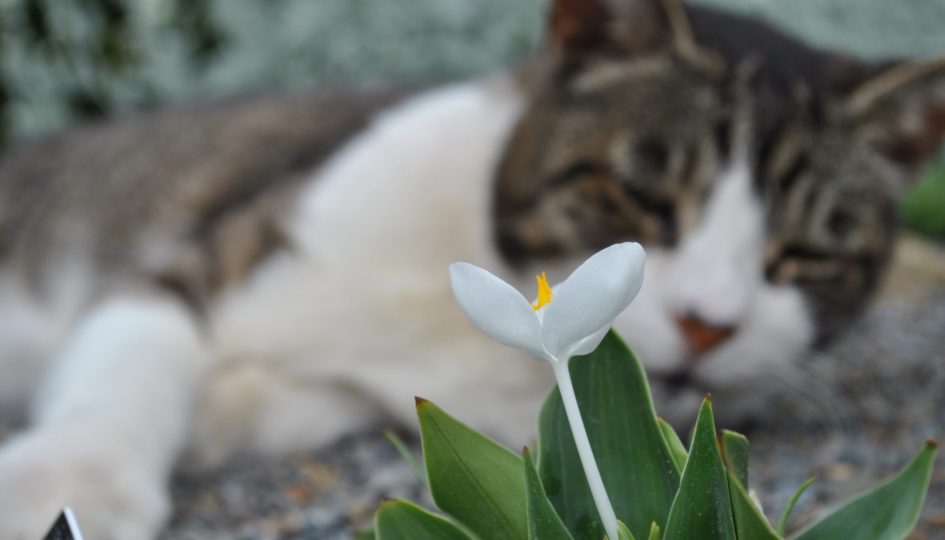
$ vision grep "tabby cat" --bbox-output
[0,0,943,538]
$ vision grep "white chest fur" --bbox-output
[213,77,525,364]
[198,78,554,458]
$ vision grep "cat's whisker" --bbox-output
[766,357,857,435]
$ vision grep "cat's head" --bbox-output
[493,0,945,424]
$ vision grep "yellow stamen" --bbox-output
[532,272,554,311]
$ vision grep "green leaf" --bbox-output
[354,529,377,540]
[417,398,527,540]
[662,398,736,540]
[538,332,680,540]
[524,448,573,540]
[720,430,781,539]
[384,429,425,483]
[374,500,473,540]
[720,430,749,489]
[902,165,945,238]
[617,520,637,540]
[647,521,661,540]
[792,441,938,540]
[656,418,687,475]
[728,470,781,540]
[778,477,816,536]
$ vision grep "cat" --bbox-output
[0,0,943,538]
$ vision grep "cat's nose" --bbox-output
[675,313,735,358]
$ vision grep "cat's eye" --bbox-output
[621,184,678,245]
[826,208,857,239]
[778,245,835,263]
[712,119,732,159]
[766,246,833,283]
[765,245,864,284]
[549,161,609,187]
[634,136,670,172]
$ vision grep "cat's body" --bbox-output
[1,0,944,538]
[0,80,549,538]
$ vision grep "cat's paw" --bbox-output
[0,429,169,540]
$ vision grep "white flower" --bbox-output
[449,242,645,364]
[448,242,646,540]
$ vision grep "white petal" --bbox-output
[449,262,546,359]
[561,324,611,360]
[541,243,645,359]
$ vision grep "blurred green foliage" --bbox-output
[0,0,543,144]
[902,158,945,240]
[0,0,229,142]
[0,0,942,237]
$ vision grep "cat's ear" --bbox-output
[547,0,721,69]
[548,0,610,53]
[842,56,945,172]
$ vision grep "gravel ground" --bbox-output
[749,288,945,539]
[159,236,945,539]
[161,430,429,540]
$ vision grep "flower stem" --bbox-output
[551,360,619,540]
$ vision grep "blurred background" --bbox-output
[1,0,943,238]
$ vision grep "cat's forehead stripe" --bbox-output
[570,57,674,94]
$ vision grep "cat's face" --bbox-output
[494,0,945,423]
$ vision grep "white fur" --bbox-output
[0,251,94,411]
[186,77,554,465]
[613,154,815,423]
[668,157,766,325]
[0,283,59,410]
[0,293,209,540]
[0,78,551,539]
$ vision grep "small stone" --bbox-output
[285,483,313,504]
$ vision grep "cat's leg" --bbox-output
[186,337,551,461]
[0,288,62,415]
[357,343,554,448]
[183,363,380,469]
[0,291,210,540]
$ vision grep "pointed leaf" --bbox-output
[617,520,637,540]
[719,430,780,539]
[524,448,573,540]
[792,441,937,540]
[656,418,686,475]
[647,522,661,540]
[663,398,736,540]
[728,470,781,540]
[720,430,749,489]
[375,500,473,540]
[384,429,425,484]
[417,399,527,540]
[538,332,680,540]
[778,477,816,536]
